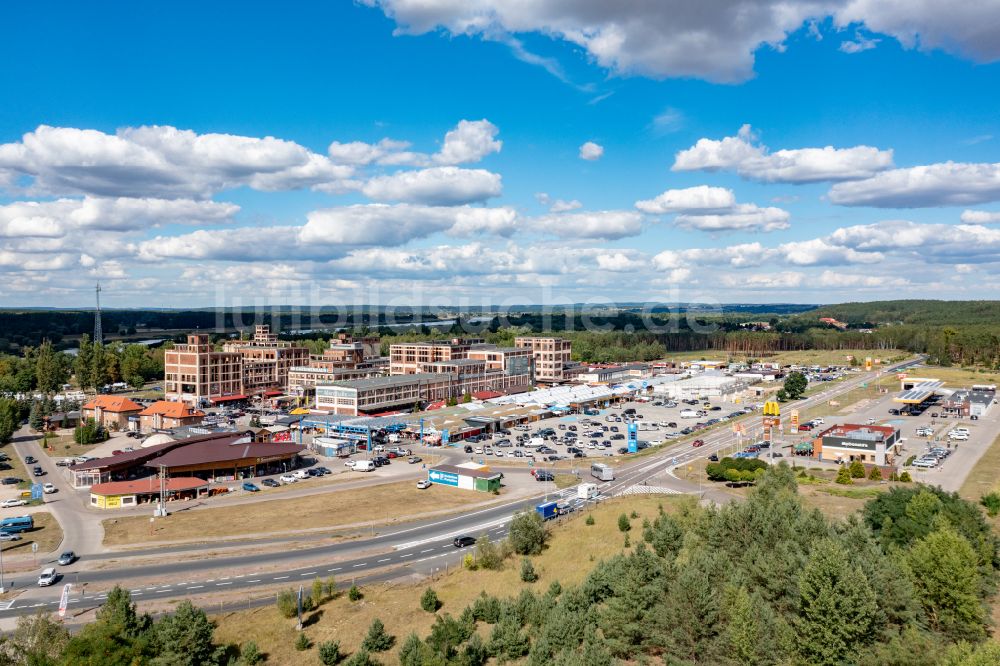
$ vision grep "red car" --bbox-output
[692,439,705,447]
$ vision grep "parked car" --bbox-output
[292,469,309,479]
[534,471,554,482]
[0,532,21,542]
[279,474,297,483]
[408,456,423,464]
[57,551,77,566]
[0,499,26,508]
[242,482,260,492]
[314,466,331,475]
[261,478,280,488]
[37,568,59,587]
[416,479,431,490]
[453,535,476,548]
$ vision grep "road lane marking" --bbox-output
[216,582,232,586]
[400,553,412,558]
[300,571,317,576]
[420,549,434,553]
[377,558,390,563]
[273,575,289,580]
[248,579,260,583]
[352,563,366,568]
[186,585,204,590]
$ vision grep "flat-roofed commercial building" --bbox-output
[514,336,573,383]
[810,423,901,466]
[165,325,308,405]
[941,386,996,418]
[389,338,485,375]
[316,373,453,415]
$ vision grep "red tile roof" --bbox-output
[210,394,248,403]
[147,437,304,469]
[138,400,205,419]
[90,477,207,496]
[82,395,143,413]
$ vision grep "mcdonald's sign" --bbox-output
[763,401,780,416]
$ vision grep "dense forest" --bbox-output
[3,466,997,665]
[4,300,1000,369]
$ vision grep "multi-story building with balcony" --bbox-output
[514,336,574,383]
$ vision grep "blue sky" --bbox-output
[2,1,1000,308]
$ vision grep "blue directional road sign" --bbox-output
[30,483,43,501]
[428,469,459,486]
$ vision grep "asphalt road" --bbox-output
[0,357,922,617]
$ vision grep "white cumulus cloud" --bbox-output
[673,124,894,183]
[579,141,604,161]
[828,161,1000,207]
[361,167,502,205]
[535,210,642,239]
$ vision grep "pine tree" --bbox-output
[797,538,879,665]
[75,334,94,390]
[835,465,853,485]
[907,524,986,641]
[152,600,221,665]
[361,618,395,652]
[28,402,44,432]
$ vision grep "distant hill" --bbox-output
[801,300,1000,326]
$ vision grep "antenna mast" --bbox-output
[94,282,103,345]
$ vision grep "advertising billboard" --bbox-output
[428,469,459,486]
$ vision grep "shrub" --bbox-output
[629,510,639,519]
[585,514,595,526]
[420,587,440,613]
[618,513,631,533]
[324,576,337,599]
[706,457,768,481]
[276,589,297,618]
[835,466,853,485]
[899,471,912,482]
[361,618,395,652]
[868,466,883,481]
[342,649,380,666]
[312,578,325,607]
[240,641,263,665]
[472,593,502,623]
[318,640,341,665]
[520,558,538,583]
[295,632,311,651]
[904,455,916,467]
[508,512,547,555]
[980,492,1000,517]
[348,585,362,602]
[463,553,477,570]
[849,460,866,478]
[476,534,505,570]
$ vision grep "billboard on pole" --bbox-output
[58,583,72,618]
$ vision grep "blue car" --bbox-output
[242,482,260,492]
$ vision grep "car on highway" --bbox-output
[43,483,56,494]
[534,471,555,482]
[57,551,77,566]
[261,478,280,488]
[278,474,297,484]
[453,535,476,548]
[37,568,59,587]
[692,439,705,447]
[416,479,431,490]
[708,453,719,462]
[24,456,36,465]
[0,498,26,508]
[0,532,21,542]
[242,482,260,492]
[32,466,44,477]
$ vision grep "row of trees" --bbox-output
[0,337,164,397]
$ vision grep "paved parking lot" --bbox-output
[452,394,757,468]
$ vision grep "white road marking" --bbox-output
[300,571,317,576]
[248,579,261,583]
[272,575,289,580]
[216,582,231,586]
[377,558,390,563]
[352,563,366,568]
[186,585,204,590]
[399,553,412,558]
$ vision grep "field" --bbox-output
[906,364,1000,388]
[661,349,904,367]
[2,511,63,557]
[36,431,106,459]
[211,495,683,665]
[102,481,505,547]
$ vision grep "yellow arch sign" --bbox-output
[763,401,781,417]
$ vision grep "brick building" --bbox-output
[514,336,574,383]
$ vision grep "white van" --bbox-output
[353,460,375,472]
[577,483,599,500]
[528,437,545,447]
[680,409,699,419]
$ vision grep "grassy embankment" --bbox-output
[211,495,684,665]
[102,480,506,547]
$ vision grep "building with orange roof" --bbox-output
[81,395,143,431]
[138,400,206,431]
